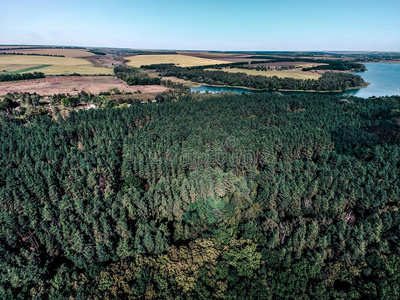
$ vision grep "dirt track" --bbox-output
[0,76,168,95]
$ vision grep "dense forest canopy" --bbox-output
[1,91,400,299]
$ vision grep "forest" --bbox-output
[147,64,366,91]
[302,61,367,72]
[1,90,400,299]
[114,65,161,86]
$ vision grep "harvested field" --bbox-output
[208,68,322,80]
[125,54,228,67]
[0,46,43,50]
[179,52,257,63]
[0,55,113,75]
[0,76,168,95]
[0,48,95,57]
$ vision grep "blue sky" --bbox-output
[0,0,399,51]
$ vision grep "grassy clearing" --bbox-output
[0,55,113,75]
[125,54,228,68]
[208,67,322,80]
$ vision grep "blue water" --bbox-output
[349,63,400,97]
[191,63,400,98]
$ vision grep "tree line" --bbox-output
[0,72,45,82]
[244,56,367,72]
[302,61,367,72]
[114,65,161,85]
[0,52,65,57]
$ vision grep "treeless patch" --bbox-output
[125,54,228,68]
[0,76,168,95]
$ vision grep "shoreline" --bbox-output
[362,60,400,64]
[191,82,370,93]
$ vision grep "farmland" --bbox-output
[0,55,113,75]
[0,76,168,96]
[125,54,228,67]
[178,51,253,62]
[2,65,50,74]
[0,48,95,57]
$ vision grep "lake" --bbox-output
[191,63,400,98]
[349,63,400,97]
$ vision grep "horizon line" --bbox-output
[0,44,399,53]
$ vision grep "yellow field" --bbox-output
[0,48,95,58]
[125,54,228,68]
[177,51,243,58]
[0,64,32,72]
[209,67,322,80]
[0,55,113,75]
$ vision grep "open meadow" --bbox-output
[125,54,228,67]
[0,55,113,75]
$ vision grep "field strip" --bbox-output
[0,55,113,75]
[5,65,51,74]
[125,54,228,68]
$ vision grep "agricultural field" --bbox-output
[0,55,113,75]
[0,76,168,95]
[178,51,253,62]
[4,65,51,74]
[0,48,95,57]
[0,46,43,50]
[209,67,322,80]
[125,54,228,67]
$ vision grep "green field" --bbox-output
[0,55,113,75]
[5,65,51,74]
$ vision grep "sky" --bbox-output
[0,0,399,51]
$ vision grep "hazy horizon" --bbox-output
[1,0,399,51]
[1,44,400,53]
